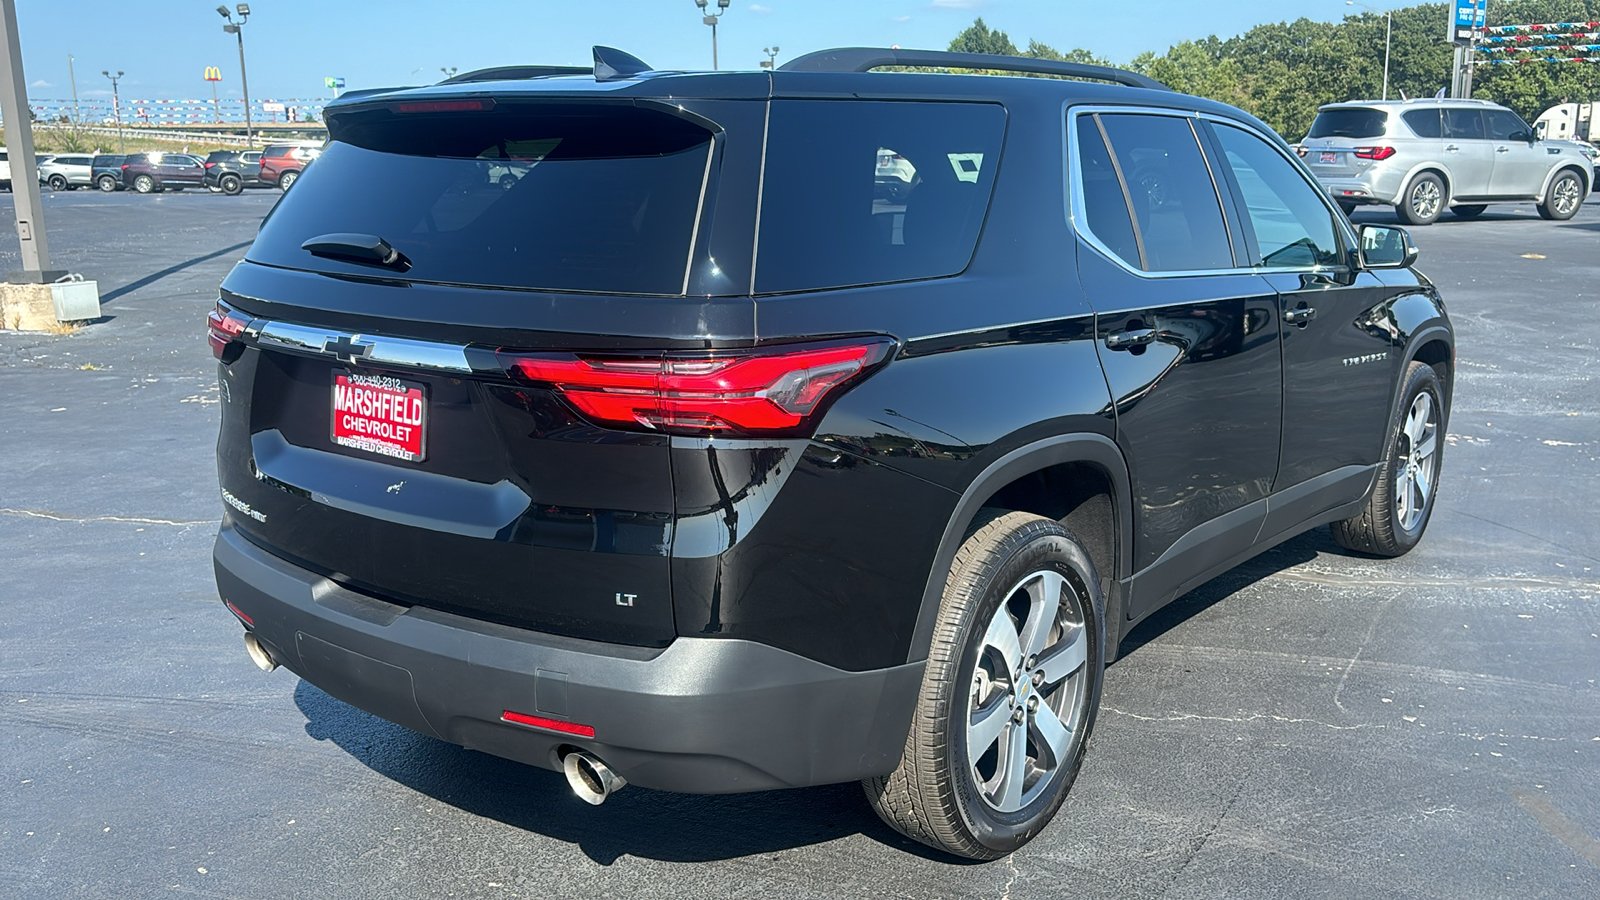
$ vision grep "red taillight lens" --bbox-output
[1353,146,1396,161]
[1294,145,1308,157]
[205,162,216,169]
[206,302,251,359]
[392,98,496,114]
[499,339,895,436]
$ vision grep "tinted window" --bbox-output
[754,100,1004,293]
[1402,109,1442,138]
[1486,109,1530,141]
[1214,124,1340,269]
[1444,109,1486,140]
[249,104,714,295]
[1308,108,1388,139]
[262,145,292,158]
[1074,116,1141,267]
[1097,113,1233,272]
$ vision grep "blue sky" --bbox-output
[19,0,1376,102]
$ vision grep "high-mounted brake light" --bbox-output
[391,98,496,114]
[206,302,251,359]
[498,339,896,437]
[1353,146,1396,161]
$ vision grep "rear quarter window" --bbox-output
[1308,108,1389,139]
[753,100,1005,293]
[1402,109,1443,138]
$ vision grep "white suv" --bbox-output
[1298,99,1592,224]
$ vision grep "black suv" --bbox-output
[92,154,128,191]
[209,47,1453,859]
[203,150,265,195]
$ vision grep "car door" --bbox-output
[1070,109,1284,619]
[172,155,205,186]
[1486,108,1547,197]
[1204,119,1405,538]
[1442,108,1494,198]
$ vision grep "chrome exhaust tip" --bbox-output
[563,750,626,805]
[243,632,278,672]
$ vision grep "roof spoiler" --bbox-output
[778,47,1169,91]
[436,47,652,85]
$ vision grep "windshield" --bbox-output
[1308,108,1388,139]
[248,104,715,295]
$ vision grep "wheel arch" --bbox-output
[906,433,1133,666]
[1538,163,1591,201]
[1404,326,1455,428]
[1395,163,1452,205]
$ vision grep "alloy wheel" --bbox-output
[1394,391,1439,533]
[1410,181,1441,220]
[965,568,1090,813]
[1553,175,1581,217]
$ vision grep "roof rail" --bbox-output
[778,47,1168,91]
[444,65,592,84]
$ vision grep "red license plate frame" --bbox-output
[1318,150,1338,164]
[331,372,427,462]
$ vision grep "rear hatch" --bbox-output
[214,82,767,647]
[1299,106,1390,178]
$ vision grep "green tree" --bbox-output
[948,18,1019,57]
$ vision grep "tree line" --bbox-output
[947,1,1600,138]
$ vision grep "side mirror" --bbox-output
[1358,224,1418,269]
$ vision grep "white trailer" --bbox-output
[1534,101,1600,143]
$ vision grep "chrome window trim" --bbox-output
[253,320,474,373]
[1062,102,1352,280]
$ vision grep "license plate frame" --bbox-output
[1318,150,1338,165]
[330,371,428,463]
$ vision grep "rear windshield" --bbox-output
[1307,108,1388,139]
[248,104,714,295]
[755,100,1006,293]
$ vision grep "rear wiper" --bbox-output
[301,233,412,272]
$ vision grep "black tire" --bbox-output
[1395,172,1445,226]
[47,174,68,191]
[220,174,243,196]
[1537,170,1584,221]
[96,175,117,192]
[1331,361,1446,557]
[132,174,156,194]
[864,511,1104,860]
[1449,204,1487,219]
[170,186,184,192]
[278,169,299,191]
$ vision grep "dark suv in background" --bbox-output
[203,150,266,195]
[120,152,206,193]
[93,154,128,191]
[210,46,1453,859]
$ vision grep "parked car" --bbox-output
[209,46,1454,860]
[875,147,918,201]
[39,154,97,190]
[0,147,11,190]
[120,152,207,193]
[203,150,266,195]
[1298,98,1593,223]
[258,141,323,190]
[92,154,129,191]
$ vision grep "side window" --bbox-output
[1073,115,1141,268]
[1444,109,1485,140]
[1486,109,1530,141]
[1213,124,1340,269]
[1095,113,1234,272]
[1402,109,1442,139]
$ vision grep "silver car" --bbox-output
[1298,99,1593,224]
[38,153,97,191]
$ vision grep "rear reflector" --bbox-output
[207,302,251,359]
[225,600,254,626]
[392,98,496,114]
[1353,146,1397,161]
[498,339,895,437]
[502,710,596,738]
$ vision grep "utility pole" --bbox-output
[102,70,124,152]
[217,5,254,147]
[0,0,63,282]
[694,0,731,70]
[1345,2,1392,100]
[67,53,80,123]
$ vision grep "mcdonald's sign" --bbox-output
[204,66,222,82]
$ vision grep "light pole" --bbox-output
[441,67,458,79]
[67,53,79,123]
[761,46,779,69]
[102,69,123,152]
[217,5,254,147]
[694,0,731,70]
[1346,0,1393,101]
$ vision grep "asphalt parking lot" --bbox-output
[1,189,1597,898]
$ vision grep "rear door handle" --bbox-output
[1496,146,1510,153]
[1284,306,1317,326]
[1105,328,1158,351]
[1444,144,1460,152]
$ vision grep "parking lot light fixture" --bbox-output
[1346,0,1393,102]
[102,69,124,152]
[694,0,732,70]
[218,5,254,148]
[761,46,779,69]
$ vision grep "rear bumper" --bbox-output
[1316,168,1407,205]
[213,525,921,793]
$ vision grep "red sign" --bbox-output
[331,373,426,462]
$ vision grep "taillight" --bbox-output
[206,301,251,360]
[498,339,895,437]
[1354,146,1396,161]
[205,162,216,169]
[120,163,130,170]
[1294,145,1308,157]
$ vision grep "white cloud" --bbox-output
[30,79,52,88]
[750,2,773,12]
